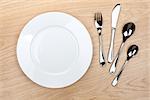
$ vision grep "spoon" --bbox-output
[112,45,139,86]
[109,22,135,73]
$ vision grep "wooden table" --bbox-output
[0,0,150,100]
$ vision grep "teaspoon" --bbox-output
[112,45,139,86]
[109,22,135,73]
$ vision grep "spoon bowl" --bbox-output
[127,45,139,60]
[122,22,135,42]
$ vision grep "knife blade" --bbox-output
[112,4,121,28]
[108,4,121,63]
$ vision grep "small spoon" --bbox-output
[112,45,139,86]
[109,22,135,73]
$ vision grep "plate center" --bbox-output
[30,26,79,74]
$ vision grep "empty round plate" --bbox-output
[17,12,93,88]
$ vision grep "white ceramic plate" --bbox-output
[17,12,93,88]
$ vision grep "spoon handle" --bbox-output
[99,32,105,65]
[112,60,128,86]
[109,42,124,73]
[108,28,116,63]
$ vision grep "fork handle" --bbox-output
[108,28,116,63]
[99,33,105,66]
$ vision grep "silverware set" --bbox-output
[94,4,139,87]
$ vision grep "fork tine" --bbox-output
[97,13,98,20]
[96,13,97,20]
[95,13,97,20]
[99,12,101,21]
[97,13,100,21]
[96,13,98,20]
[97,13,99,20]
[100,12,102,22]
[94,13,96,20]
[98,13,101,21]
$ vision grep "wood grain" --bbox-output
[0,0,150,100]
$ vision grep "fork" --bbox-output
[94,12,105,66]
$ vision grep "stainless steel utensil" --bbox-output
[109,22,135,73]
[112,45,139,86]
[108,4,121,63]
[94,12,105,65]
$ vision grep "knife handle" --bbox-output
[108,28,116,63]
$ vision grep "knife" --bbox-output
[108,4,121,63]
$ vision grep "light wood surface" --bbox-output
[0,0,150,100]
